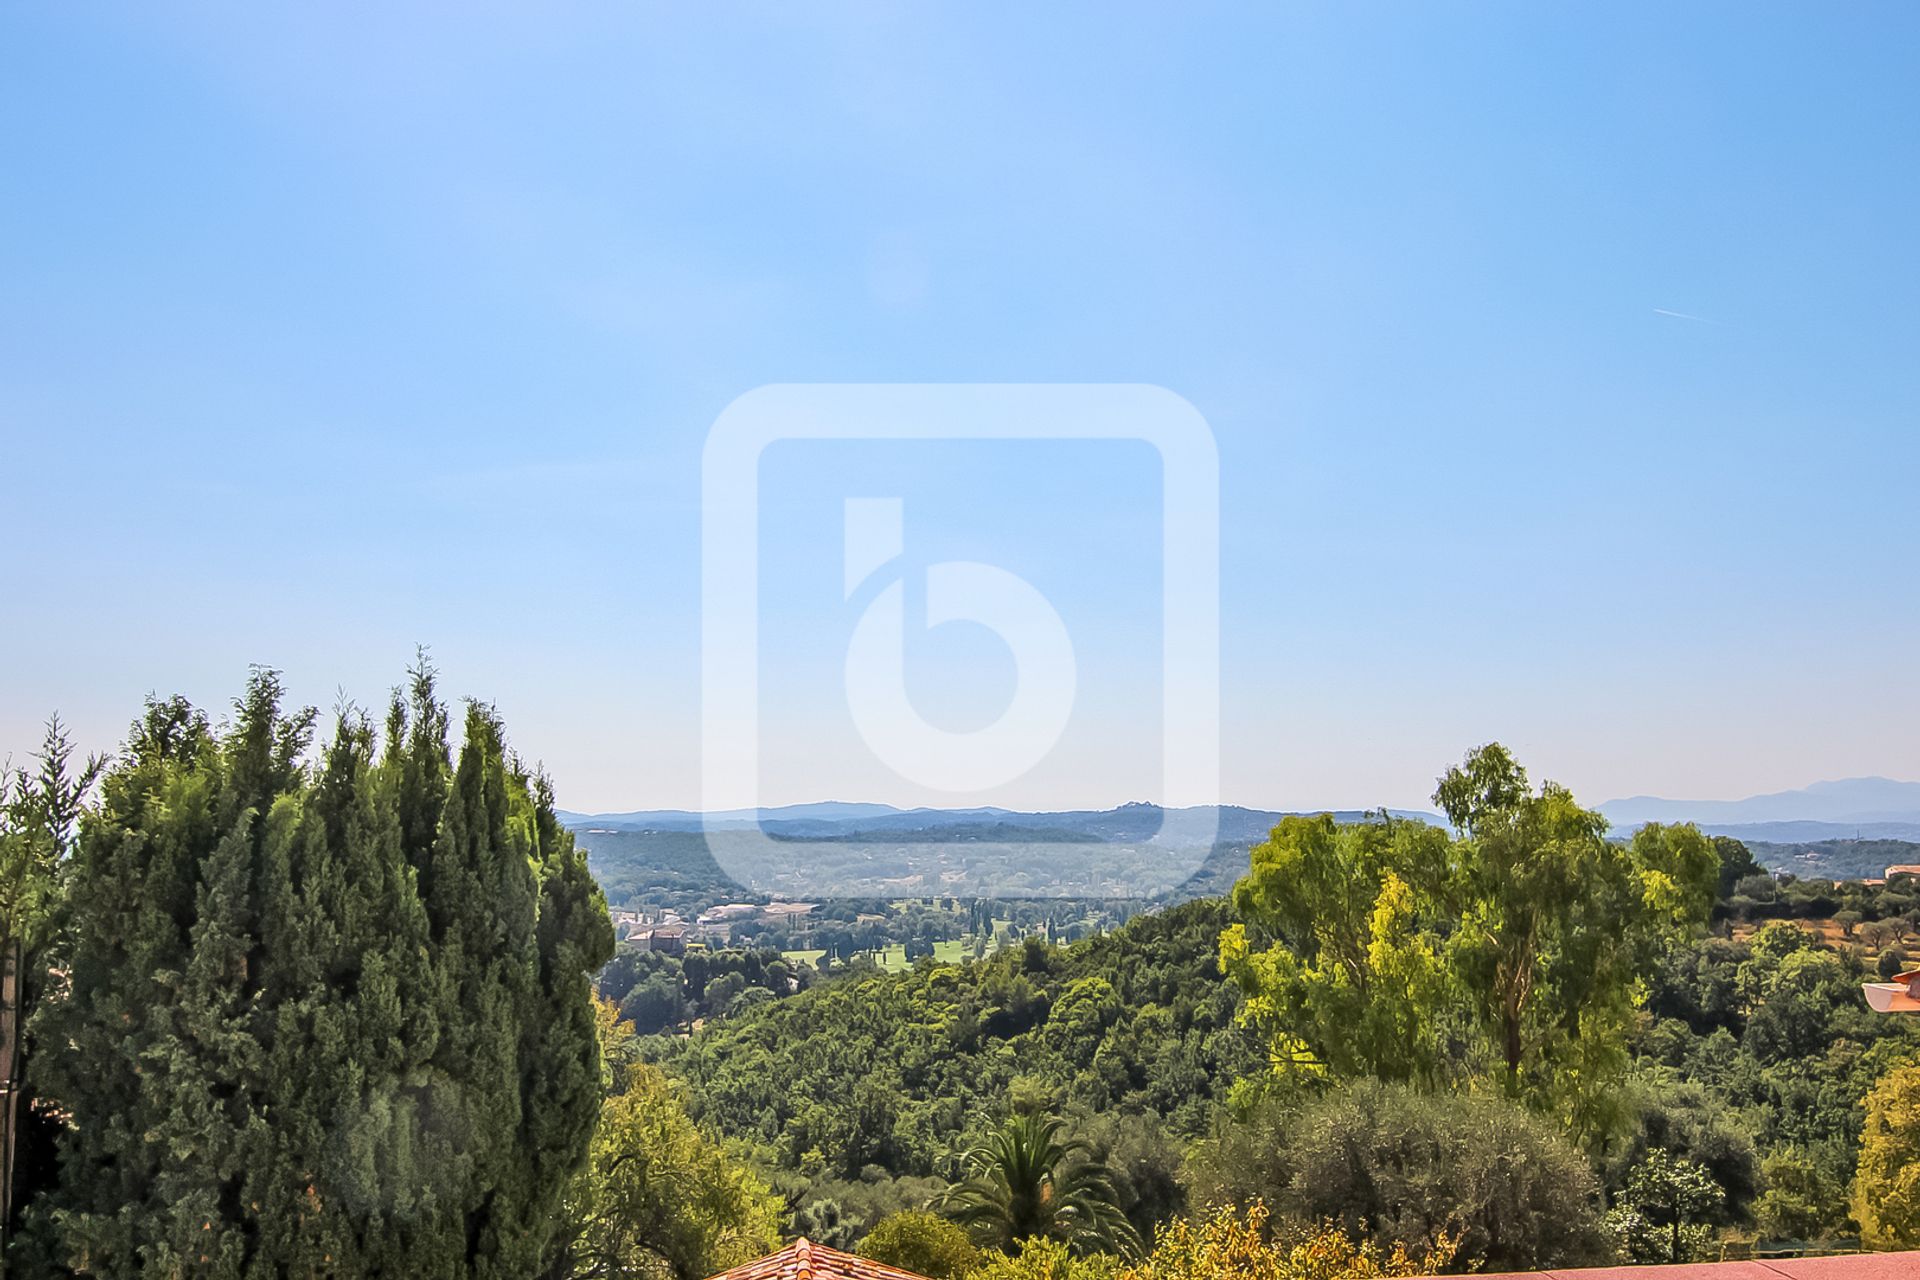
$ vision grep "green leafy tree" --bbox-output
[1755,1146,1850,1242]
[27,666,614,1277]
[1434,745,1718,1131]
[1735,920,1821,1010]
[1219,815,1451,1085]
[1224,746,1716,1139]
[791,1197,855,1250]
[1854,1060,1920,1249]
[622,974,686,1035]
[1743,947,1859,1063]
[858,1210,983,1280]
[1713,837,1763,900]
[702,972,747,1017]
[940,1114,1140,1257]
[553,1061,780,1280]
[1604,1149,1724,1264]
[243,698,443,1274]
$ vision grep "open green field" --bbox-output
[863,941,974,971]
[868,946,910,972]
[785,938,979,971]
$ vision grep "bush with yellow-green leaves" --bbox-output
[962,1206,1450,1280]
[1855,1060,1920,1249]
[1119,1205,1448,1280]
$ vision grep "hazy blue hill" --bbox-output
[1704,819,1920,843]
[1602,776,1920,828]
[562,801,1440,842]
[766,821,1097,843]
[560,801,969,831]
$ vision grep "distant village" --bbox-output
[609,900,818,955]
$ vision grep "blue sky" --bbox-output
[3,4,1917,814]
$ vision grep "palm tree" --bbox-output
[936,1113,1140,1257]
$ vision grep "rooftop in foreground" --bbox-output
[706,1241,1920,1280]
[1424,1251,1920,1279]
[704,1238,934,1280]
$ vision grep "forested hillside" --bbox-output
[1633,920,1917,1240]
[1750,838,1920,882]
[622,751,1920,1267]
[643,901,1259,1243]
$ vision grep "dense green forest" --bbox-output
[645,900,1258,1244]
[9,678,1920,1278]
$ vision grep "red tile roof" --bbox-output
[703,1238,935,1280]
[1424,1250,1920,1279]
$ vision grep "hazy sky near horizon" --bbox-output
[5,5,1919,815]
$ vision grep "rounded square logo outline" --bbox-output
[701,383,1220,894]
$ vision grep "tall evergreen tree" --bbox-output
[0,718,101,1259]
[25,666,614,1277]
[27,691,232,1272]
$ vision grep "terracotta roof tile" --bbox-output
[707,1241,1920,1280]
[1422,1250,1920,1280]
[704,1238,936,1280]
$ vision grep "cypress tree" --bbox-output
[0,718,102,1261]
[251,702,442,1276]
[511,774,616,1278]
[374,677,613,1276]
[25,666,613,1277]
[28,694,221,1271]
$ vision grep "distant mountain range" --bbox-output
[561,777,1920,853]
[561,789,1920,893]
[1600,777,1920,842]
[557,801,1440,844]
[558,801,1013,833]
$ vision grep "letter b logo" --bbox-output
[842,497,1076,792]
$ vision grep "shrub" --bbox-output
[1118,1204,1446,1280]
[1854,1061,1920,1248]
[966,1238,1121,1280]
[862,1211,985,1280]
[1187,1081,1611,1272]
